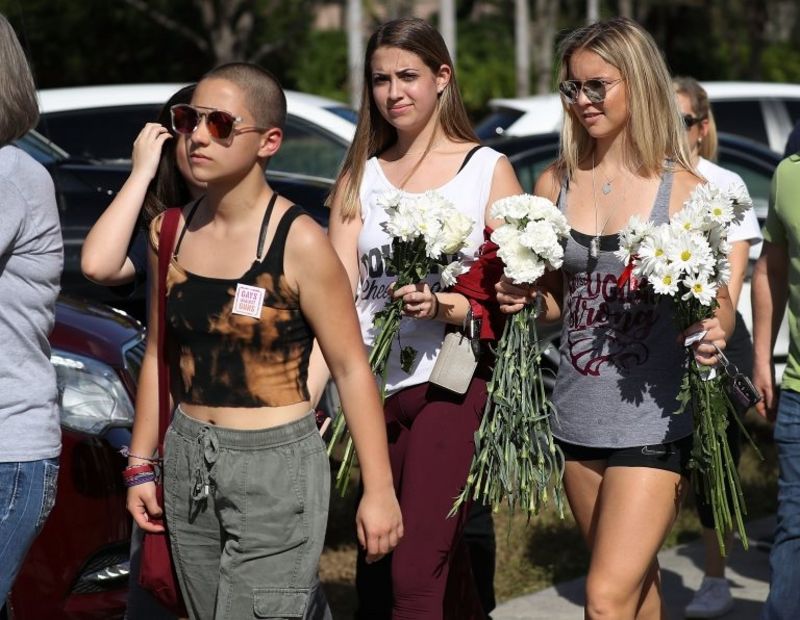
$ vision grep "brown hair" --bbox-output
[140,84,196,228]
[554,17,693,180]
[673,76,718,161]
[333,17,477,219]
[202,62,287,131]
[0,13,39,145]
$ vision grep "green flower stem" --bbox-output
[451,306,565,519]
[327,235,437,496]
[677,297,755,555]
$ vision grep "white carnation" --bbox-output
[440,260,467,288]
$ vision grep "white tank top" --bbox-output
[355,146,503,394]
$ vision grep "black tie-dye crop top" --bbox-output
[149,195,313,408]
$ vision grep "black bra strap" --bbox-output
[256,192,279,260]
[263,205,305,271]
[457,145,483,173]
[173,197,204,258]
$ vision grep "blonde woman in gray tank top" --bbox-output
[498,19,735,619]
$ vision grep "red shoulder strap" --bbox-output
[157,207,181,452]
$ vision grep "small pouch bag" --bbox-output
[429,305,481,395]
[713,343,763,415]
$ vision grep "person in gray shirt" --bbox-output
[0,12,64,602]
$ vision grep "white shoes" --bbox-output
[684,576,734,618]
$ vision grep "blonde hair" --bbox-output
[0,13,39,145]
[554,17,693,180]
[673,76,718,161]
[333,17,476,220]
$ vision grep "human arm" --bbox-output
[125,241,166,532]
[751,241,788,420]
[289,218,402,562]
[81,123,171,285]
[726,240,750,309]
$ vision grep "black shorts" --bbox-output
[556,434,693,476]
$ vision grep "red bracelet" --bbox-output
[122,464,155,479]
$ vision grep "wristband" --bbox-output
[123,464,155,479]
[123,472,157,488]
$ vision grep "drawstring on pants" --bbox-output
[191,425,220,502]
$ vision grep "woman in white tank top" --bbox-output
[329,17,523,620]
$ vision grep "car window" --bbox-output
[37,106,161,162]
[507,145,559,192]
[270,116,347,180]
[475,109,525,140]
[325,106,359,125]
[717,149,774,221]
[711,101,768,146]
[784,100,800,125]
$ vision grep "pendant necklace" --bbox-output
[590,153,616,259]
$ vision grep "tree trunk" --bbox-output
[440,0,457,66]
[515,0,530,97]
[531,0,559,94]
[587,0,600,23]
[348,0,364,109]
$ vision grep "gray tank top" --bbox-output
[551,167,692,447]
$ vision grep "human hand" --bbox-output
[126,482,165,533]
[131,123,172,181]
[496,276,534,314]
[752,362,777,422]
[355,486,404,564]
[680,317,726,366]
[393,282,439,320]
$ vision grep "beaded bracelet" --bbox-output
[123,472,157,488]
[119,446,161,464]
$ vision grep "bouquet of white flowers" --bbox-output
[328,189,474,495]
[452,194,569,518]
[615,182,755,552]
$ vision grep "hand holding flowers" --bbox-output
[453,194,568,518]
[328,189,474,495]
[615,181,756,552]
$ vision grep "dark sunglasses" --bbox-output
[170,103,266,143]
[558,78,623,104]
[682,113,706,129]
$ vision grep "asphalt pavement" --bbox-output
[492,515,775,620]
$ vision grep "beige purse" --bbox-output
[429,309,481,394]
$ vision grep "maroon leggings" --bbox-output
[355,377,488,620]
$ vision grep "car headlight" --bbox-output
[51,349,134,435]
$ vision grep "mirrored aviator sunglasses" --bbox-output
[170,103,239,143]
[558,79,621,104]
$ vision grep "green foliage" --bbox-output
[1,0,209,86]
[761,42,800,83]
[456,17,516,119]
[288,30,349,103]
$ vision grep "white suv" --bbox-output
[476,81,800,154]
[36,83,356,181]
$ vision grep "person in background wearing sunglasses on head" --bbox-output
[125,62,402,620]
[81,84,202,620]
[673,76,762,620]
[497,18,735,619]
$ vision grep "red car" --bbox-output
[2,296,144,620]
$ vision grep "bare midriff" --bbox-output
[180,400,312,430]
